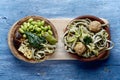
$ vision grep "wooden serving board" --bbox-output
[47,18,109,60]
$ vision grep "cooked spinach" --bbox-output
[25,32,46,49]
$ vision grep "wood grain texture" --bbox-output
[0,0,120,80]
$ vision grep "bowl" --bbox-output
[64,15,111,62]
[8,16,58,63]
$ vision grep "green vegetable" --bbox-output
[47,25,51,30]
[19,28,24,33]
[36,27,41,32]
[28,18,33,22]
[37,21,43,27]
[23,34,26,38]
[44,26,48,31]
[29,25,33,30]
[25,32,46,49]
[41,26,44,30]
[31,21,37,25]
[43,32,57,45]
[41,21,45,26]
[19,18,57,46]
[83,36,92,45]
[48,30,53,35]
[23,22,27,26]
[20,25,24,30]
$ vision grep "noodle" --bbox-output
[63,18,114,58]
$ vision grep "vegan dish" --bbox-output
[63,15,114,61]
[8,16,58,63]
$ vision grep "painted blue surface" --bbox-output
[0,0,120,80]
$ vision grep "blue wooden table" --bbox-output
[0,0,120,80]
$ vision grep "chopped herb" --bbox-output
[83,36,92,45]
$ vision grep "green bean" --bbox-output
[30,29,34,32]
[41,21,45,25]
[23,22,27,26]
[27,22,30,26]
[44,26,48,31]
[34,25,38,28]
[31,21,37,25]
[20,25,24,30]
[26,28,29,32]
[28,18,33,22]
[48,30,53,35]
[32,25,37,31]
[48,25,51,30]
[29,25,33,30]
[36,28,41,32]
[41,31,44,36]
[37,22,42,27]
[23,25,28,30]
[19,28,24,33]
[37,20,41,22]
[37,34,41,37]
[41,26,44,30]
[23,34,26,38]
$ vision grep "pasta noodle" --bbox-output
[63,18,114,58]
[18,39,56,60]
